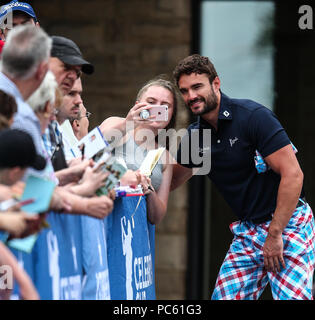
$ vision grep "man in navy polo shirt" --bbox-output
[172,54,315,300]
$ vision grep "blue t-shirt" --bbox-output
[177,92,292,221]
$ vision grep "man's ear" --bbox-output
[36,60,49,82]
[8,167,25,185]
[212,76,221,94]
[43,101,51,118]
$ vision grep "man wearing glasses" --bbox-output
[70,105,92,141]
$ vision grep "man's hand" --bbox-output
[55,159,93,186]
[0,212,43,239]
[0,182,25,202]
[120,170,142,187]
[10,181,25,198]
[49,187,72,212]
[263,232,286,273]
[75,162,109,197]
[68,159,94,181]
[85,196,114,219]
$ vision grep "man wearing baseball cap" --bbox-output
[49,36,94,95]
[0,129,46,177]
[0,1,39,40]
[0,128,46,301]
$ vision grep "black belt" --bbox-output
[247,197,307,225]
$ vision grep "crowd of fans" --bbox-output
[0,1,177,300]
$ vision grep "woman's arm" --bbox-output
[0,242,39,300]
[99,102,152,147]
[99,117,127,139]
[146,159,173,225]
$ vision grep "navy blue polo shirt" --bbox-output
[177,92,292,221]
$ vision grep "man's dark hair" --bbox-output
[13,10,37,24]
[173,54,218,86]
[0,90,17,120]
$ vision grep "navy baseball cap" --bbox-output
[0,1,37,22]
[0,129,46,170]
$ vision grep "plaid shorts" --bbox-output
[212,201,315,300]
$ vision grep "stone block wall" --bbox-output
[29,0,191,300]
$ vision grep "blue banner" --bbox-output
[33,212,83,300]
[80,215,111,300]
[106,196,156,300]
[11,212,84,300]
[10,197,156,300]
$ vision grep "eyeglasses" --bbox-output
[63,64,82,79]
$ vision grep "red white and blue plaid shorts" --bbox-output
[212,201,315,300]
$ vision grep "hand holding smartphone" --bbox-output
[140,105,168,121]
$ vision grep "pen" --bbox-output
[0,198,34,211]
[81,144,85,160]
[19,198,35,207]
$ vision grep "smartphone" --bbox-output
[147,105,168,121]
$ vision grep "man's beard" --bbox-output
[70,105,80,117]
[56,105,79,123]
[187,87,218,116]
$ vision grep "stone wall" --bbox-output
[30,0,191,299]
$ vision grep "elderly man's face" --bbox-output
[59,77,83,120]
[49,57,82,95]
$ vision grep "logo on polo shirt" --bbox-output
[223,110,230,117]
[229,137,239,147]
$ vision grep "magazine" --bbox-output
[95,155,127,196]
[139,147,165,176]
[71,126,109,160]
[7,175,56,253]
